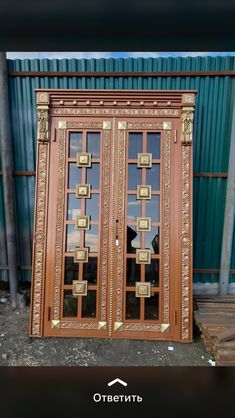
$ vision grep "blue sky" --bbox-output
[6,52,235,59]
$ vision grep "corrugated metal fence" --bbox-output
[0,56,235,288]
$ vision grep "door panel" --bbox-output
[30,90,195,341]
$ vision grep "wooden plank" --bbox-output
[214,327,235,343]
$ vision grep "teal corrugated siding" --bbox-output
[0,56,235,284]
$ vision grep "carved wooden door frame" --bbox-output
[30,89,196,342]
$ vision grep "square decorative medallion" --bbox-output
[76,152,92,167]
[135,282,151,298]
[76,184,91,198]
[136,217,151,231]
[137,153,152,168]
[75,215,90,230]
[74,247,88,263]
[137,185,151,200]
[136,249,151,264]
[72,280,88,296]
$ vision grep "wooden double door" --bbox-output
[30,90,195,341]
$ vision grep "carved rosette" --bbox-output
[162,129,171,323]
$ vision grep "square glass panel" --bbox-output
[82,290,97,318]
[127,226,141,253]
[127,195,141,222]
[144,292,159,320]
[128,133,143,159]
[67,194,82,220]
[63,290,78,317]
[83,257,98,284]
[126,292,140,320]
[86,163,100,189]
[145,259,159,286]
[68,163,82,189]
[145,227,160,254]
[146,164,160,191]
[87,132,100,158]
[128,164,142,190]
[146,195,160,223]
[85,194,100,221]
[147,133,160,159]
[64,257,79,284]
[126,258,141,286]
[69,132,83,158]
[66,225,81,252]
[85,224,99,252]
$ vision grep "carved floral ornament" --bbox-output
[181,107,194,146]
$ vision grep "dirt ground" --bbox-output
[0,291,213,366]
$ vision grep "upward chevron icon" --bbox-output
[108,378,128,387]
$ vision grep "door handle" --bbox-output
[116,219,119,246]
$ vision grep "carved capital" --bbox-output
[37,105,49,142]
[181,107,194,146]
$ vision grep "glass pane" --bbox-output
[82,290,96,318]
[145,227,160,254]
[126,292,140,319]
[86,163,100,189]
[126,259,141,286]
[87,132,100,158]
[64,257,79,284]
[127,195,141,222]
[83,257,97,284]
[146,164,160,190]
[127,226,141,253]
[69,132,83,158]
[146,195,160,223]
[147,133,160,159]
[68,163,82,189]
[85,224,99,252]
[145,259,159,286]
[144,292,159,320]
[67,194,82,220]
[128,165,142,190]
[86,194,100,221]
[66,225,80,252]
[128,133,143,159]
[63,290,77,317]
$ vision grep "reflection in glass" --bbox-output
[68,163,82,189]
[86,194,100,221]
[147,133,160,159]
[145,227,160,254]
[63,290,77,317]
[126,226,141,253]
[144,292,159,320]
[83,257,97,284]
[126,259,140,286]
[128,165,142,190]
[85,224,99,252]
[128,133,143,159]
[146,195,160,222]
[67,194,82,220]
[69,132,83,158]
[126,292,140,319]
[82,290,97,318]
[64,257,79,284]
[87,132,100,158]
[145,260,159,286]
[66,225,80,252]
[127,195,141,221]
[86,163,100,189]
[146,164,160,190]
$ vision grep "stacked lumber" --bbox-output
[194,295,235,366]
